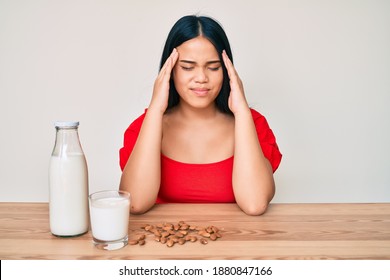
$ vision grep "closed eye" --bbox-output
[181,66,194,71]
[208,66,221,71]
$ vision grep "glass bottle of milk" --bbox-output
[49,121,89,237]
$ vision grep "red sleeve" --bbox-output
[119,112,147,171]
[250,109,282,172]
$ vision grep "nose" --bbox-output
[194,68,208,83]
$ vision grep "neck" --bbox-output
[174,103,219,122]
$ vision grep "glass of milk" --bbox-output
[89,190,130,250]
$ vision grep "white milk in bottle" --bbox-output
[49,121,89,237]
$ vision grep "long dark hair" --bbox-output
[160,15,233,115]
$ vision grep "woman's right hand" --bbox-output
[149,48,179,113]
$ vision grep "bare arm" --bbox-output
[222,51,275,216]
[120,49,178,214]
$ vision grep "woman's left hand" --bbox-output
[222,50,250,115]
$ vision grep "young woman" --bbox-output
[119,15,282,215]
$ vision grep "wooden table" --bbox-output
[0,202,389,259]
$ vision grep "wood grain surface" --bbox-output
[0,202,389,259]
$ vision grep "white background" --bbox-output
[2,260,390,280]
[1,0,389,203]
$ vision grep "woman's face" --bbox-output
[173,36,223,110]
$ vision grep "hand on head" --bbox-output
[222,50,248,115]
[149,48,179,114]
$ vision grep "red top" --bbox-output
[119,108,282,203]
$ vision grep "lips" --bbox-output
[191,88,209,96]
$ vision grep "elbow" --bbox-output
[129,199,155,215]
[130,204,150,215]
[130,207,147,215]
[119,180,149,215]
[242,202,269,216]
[236,185,275,216]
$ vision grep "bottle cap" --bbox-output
[54,121,80,128]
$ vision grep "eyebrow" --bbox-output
[179,60,221,65]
